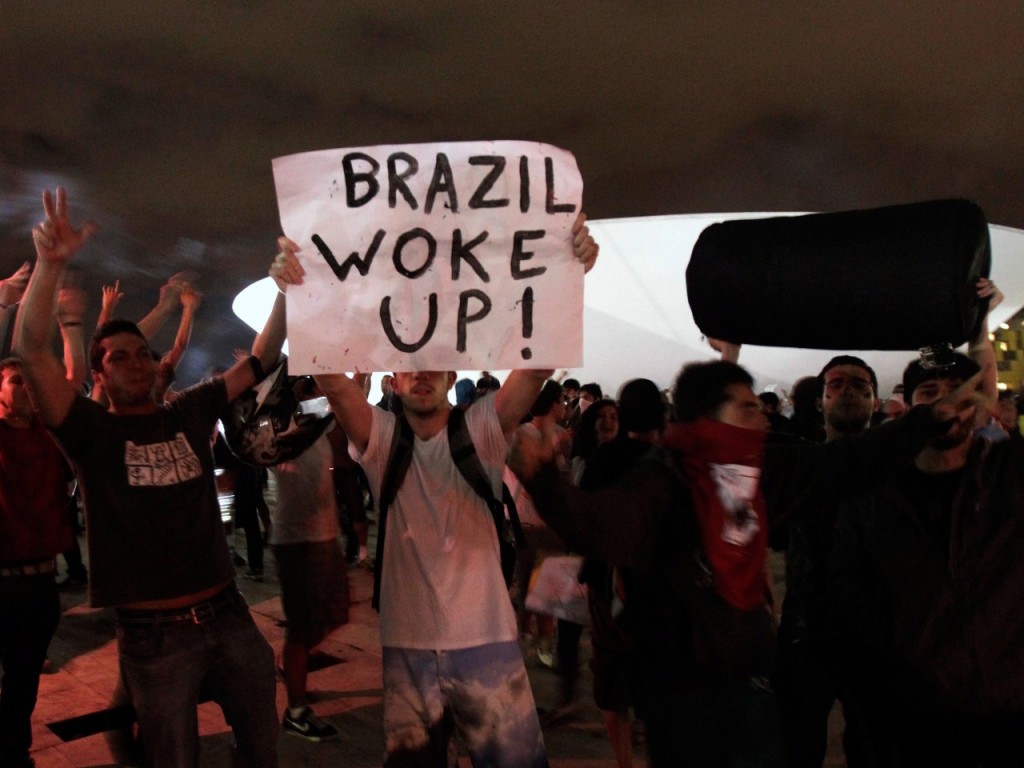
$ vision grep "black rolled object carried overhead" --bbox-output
[686,199,991,351]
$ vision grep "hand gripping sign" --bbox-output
[273,141,584,374]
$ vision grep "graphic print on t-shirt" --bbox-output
[709,462,760,546]
[125,432,202,486]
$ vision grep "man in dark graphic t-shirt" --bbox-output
[14,187,288,768]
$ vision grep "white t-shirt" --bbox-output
[354,394,517,649]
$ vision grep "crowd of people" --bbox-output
[2,186,1023,768]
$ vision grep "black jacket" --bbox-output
[828,436,1024,719]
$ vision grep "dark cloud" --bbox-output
[2,2,1022,384]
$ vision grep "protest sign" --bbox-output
[272,140,584,374]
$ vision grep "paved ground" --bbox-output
[30,533,848,767]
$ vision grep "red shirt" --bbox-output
[0,418,74,562]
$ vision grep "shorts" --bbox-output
[273,539,349,647]
[382,641,548,767]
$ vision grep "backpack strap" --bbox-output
[447,407,525,549]
[372,414,414,610]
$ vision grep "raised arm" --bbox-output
[95,279,124,329]
[0,261,31,357]
[57,284,88,390]
[496,369,551,438]
[14,188,97,426]
[968,277,1001,402]
[495,212,601,437]
[136,272,189,340]
[0,261,31,309]
[266,236,375,450]
[572,211,599,274]
[707,337,741,363]
[315,373,374,453]
[162,284,201,371]
[221,241,290,403]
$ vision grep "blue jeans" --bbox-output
[116,587,278,768]
[382,641,548,768]
[0,573,60,766]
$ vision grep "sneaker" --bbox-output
[242,568,264,581]
[282,707,340,742]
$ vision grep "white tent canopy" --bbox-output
[234,213,1024,402]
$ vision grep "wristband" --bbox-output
[247,355,267,383]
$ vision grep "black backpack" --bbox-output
[371,407,524,610]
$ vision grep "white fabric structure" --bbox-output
[234,213,1024,399]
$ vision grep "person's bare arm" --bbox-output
[571,211,599,274]
[95,279,124,329]
[968,278,1002,402]
[266,237,375,450]
[0,261,30,309]
[162,284,202,371]
[495,369,551,439]
[495,212,601,437]
[315,373,374,453]
[136,272,190,339]
[14,188,97,426]
[57,285,88,390]
[221,243,290,403]
[0,262,31,359]
[707,337,741,362]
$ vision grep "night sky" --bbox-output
[3,2,1022,385]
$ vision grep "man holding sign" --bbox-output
[271,142,596,765]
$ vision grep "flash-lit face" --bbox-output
[393,370,456,416]
[821,364,877,434]
[95,332,157,408]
